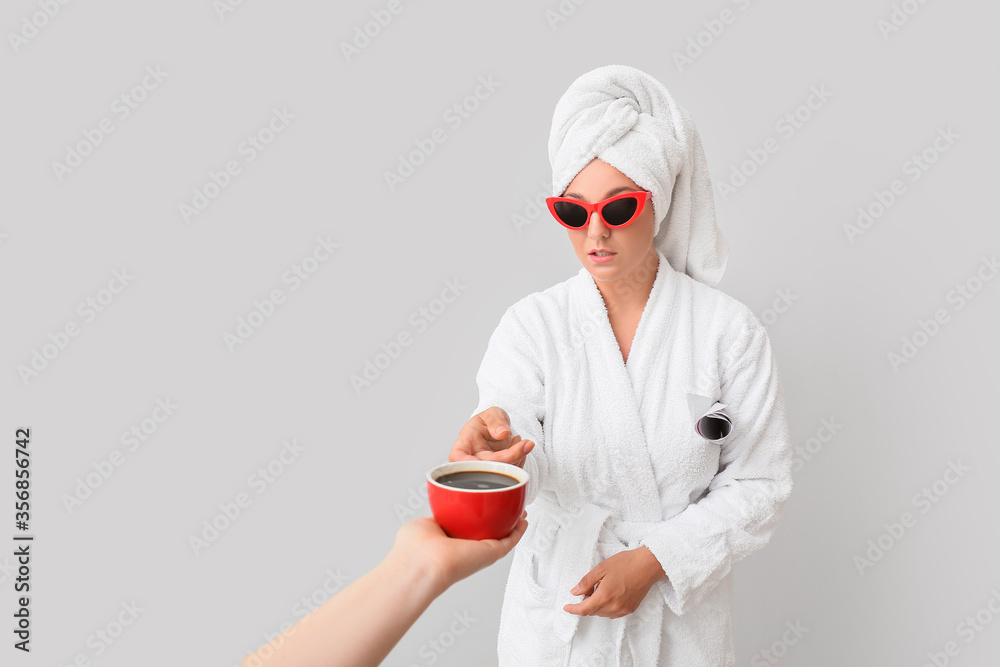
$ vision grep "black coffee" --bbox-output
[436,471,519,490]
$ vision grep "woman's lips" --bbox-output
[589,251,616,263]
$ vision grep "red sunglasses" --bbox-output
[545,190,651,230]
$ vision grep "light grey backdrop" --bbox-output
[2,1,998,665]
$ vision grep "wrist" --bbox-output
[638,545,667,584]
[384,546,451,600]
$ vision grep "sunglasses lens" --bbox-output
[553,201,588,228]
[602,196,639,226]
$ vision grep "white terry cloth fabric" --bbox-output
[548,64,729,288]
[471,249,793,666]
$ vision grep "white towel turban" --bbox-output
[548,64,729,288]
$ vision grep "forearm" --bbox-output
[640,476,789,614]
[243,551,447,667]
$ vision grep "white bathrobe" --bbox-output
[471,249,793,666]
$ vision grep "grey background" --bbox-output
[2,1,998,665]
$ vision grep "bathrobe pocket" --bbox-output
[681,434,724,505]
[523,547,559,604]
[686,392,732,442]
[665,406,726,505]
[499,545,574,664]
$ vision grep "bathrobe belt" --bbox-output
[532,493,666,663]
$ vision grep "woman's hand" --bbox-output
[562,546,667,619]
[390,513,529,593]
[449,406,535,468]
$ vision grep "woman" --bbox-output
[449,65,793,666]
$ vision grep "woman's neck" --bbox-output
[594,247,659,319]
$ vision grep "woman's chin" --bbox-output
[582,263,622,282]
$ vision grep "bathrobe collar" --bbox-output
[573,250,680,517]
[575,248,678,375]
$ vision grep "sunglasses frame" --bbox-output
[545,190,651,230]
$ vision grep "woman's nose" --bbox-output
[587,211,607,238]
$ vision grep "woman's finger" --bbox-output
[506,439,534,466]
[563,589,607,617]
[479,407,512,441]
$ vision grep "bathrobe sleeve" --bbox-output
[639,313,793,616]
[469,306,550,507]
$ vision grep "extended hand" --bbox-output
[391,513,528,592]
[449,406,535,468]
[562,547,666,619]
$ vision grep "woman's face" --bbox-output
[561,158,658,285]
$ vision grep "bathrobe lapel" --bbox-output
[575,254,674,524]
[555,254,677,664]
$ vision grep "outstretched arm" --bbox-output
[242,514,527,667]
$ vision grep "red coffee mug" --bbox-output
[426,461,529,540]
